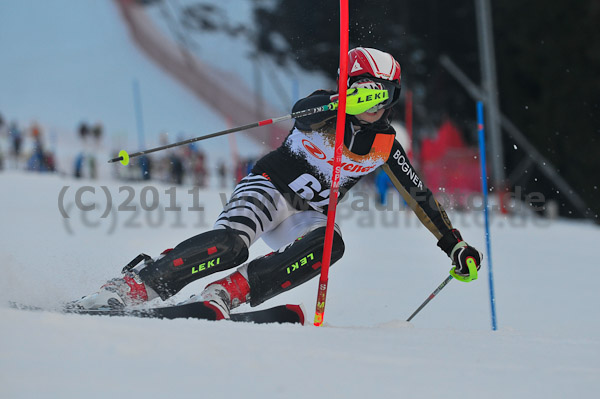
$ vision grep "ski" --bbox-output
[9,301,305,325]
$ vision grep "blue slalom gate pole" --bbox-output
[477,101,498,331]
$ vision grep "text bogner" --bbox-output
[392,149,424,190]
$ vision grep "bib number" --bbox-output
[288,174,333,208]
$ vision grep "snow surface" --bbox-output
[1,171,599,398]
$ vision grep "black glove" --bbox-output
[437,229,483,282]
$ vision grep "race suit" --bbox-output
[252,90,454,240]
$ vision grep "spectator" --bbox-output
[170,154,184,185]
[375,168,393,205]
[27,134,46,171]
[139,155,151,180]
[31,122,41,141]
[9,121,23,169]
[79,122,90,140]
[192,149,207,187]
[92,122,103,142]
[27,123,44,171]
[44,152,56,172]
[217,160,227,189]
[88,154,97,179]
[74,152,84,178]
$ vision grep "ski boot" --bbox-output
[69,273,158,310]
[68,254,159,310]
[183,269,250,320]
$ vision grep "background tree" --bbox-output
[179,0,600,219]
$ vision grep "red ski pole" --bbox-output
[314,0,349,327]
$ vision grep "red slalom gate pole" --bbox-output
[314,0,349,327]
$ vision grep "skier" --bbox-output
[74,47,482,319]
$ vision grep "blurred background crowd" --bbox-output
[0,111,257,189]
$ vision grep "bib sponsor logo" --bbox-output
[326,159,376,174]
[302,139,326,160]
